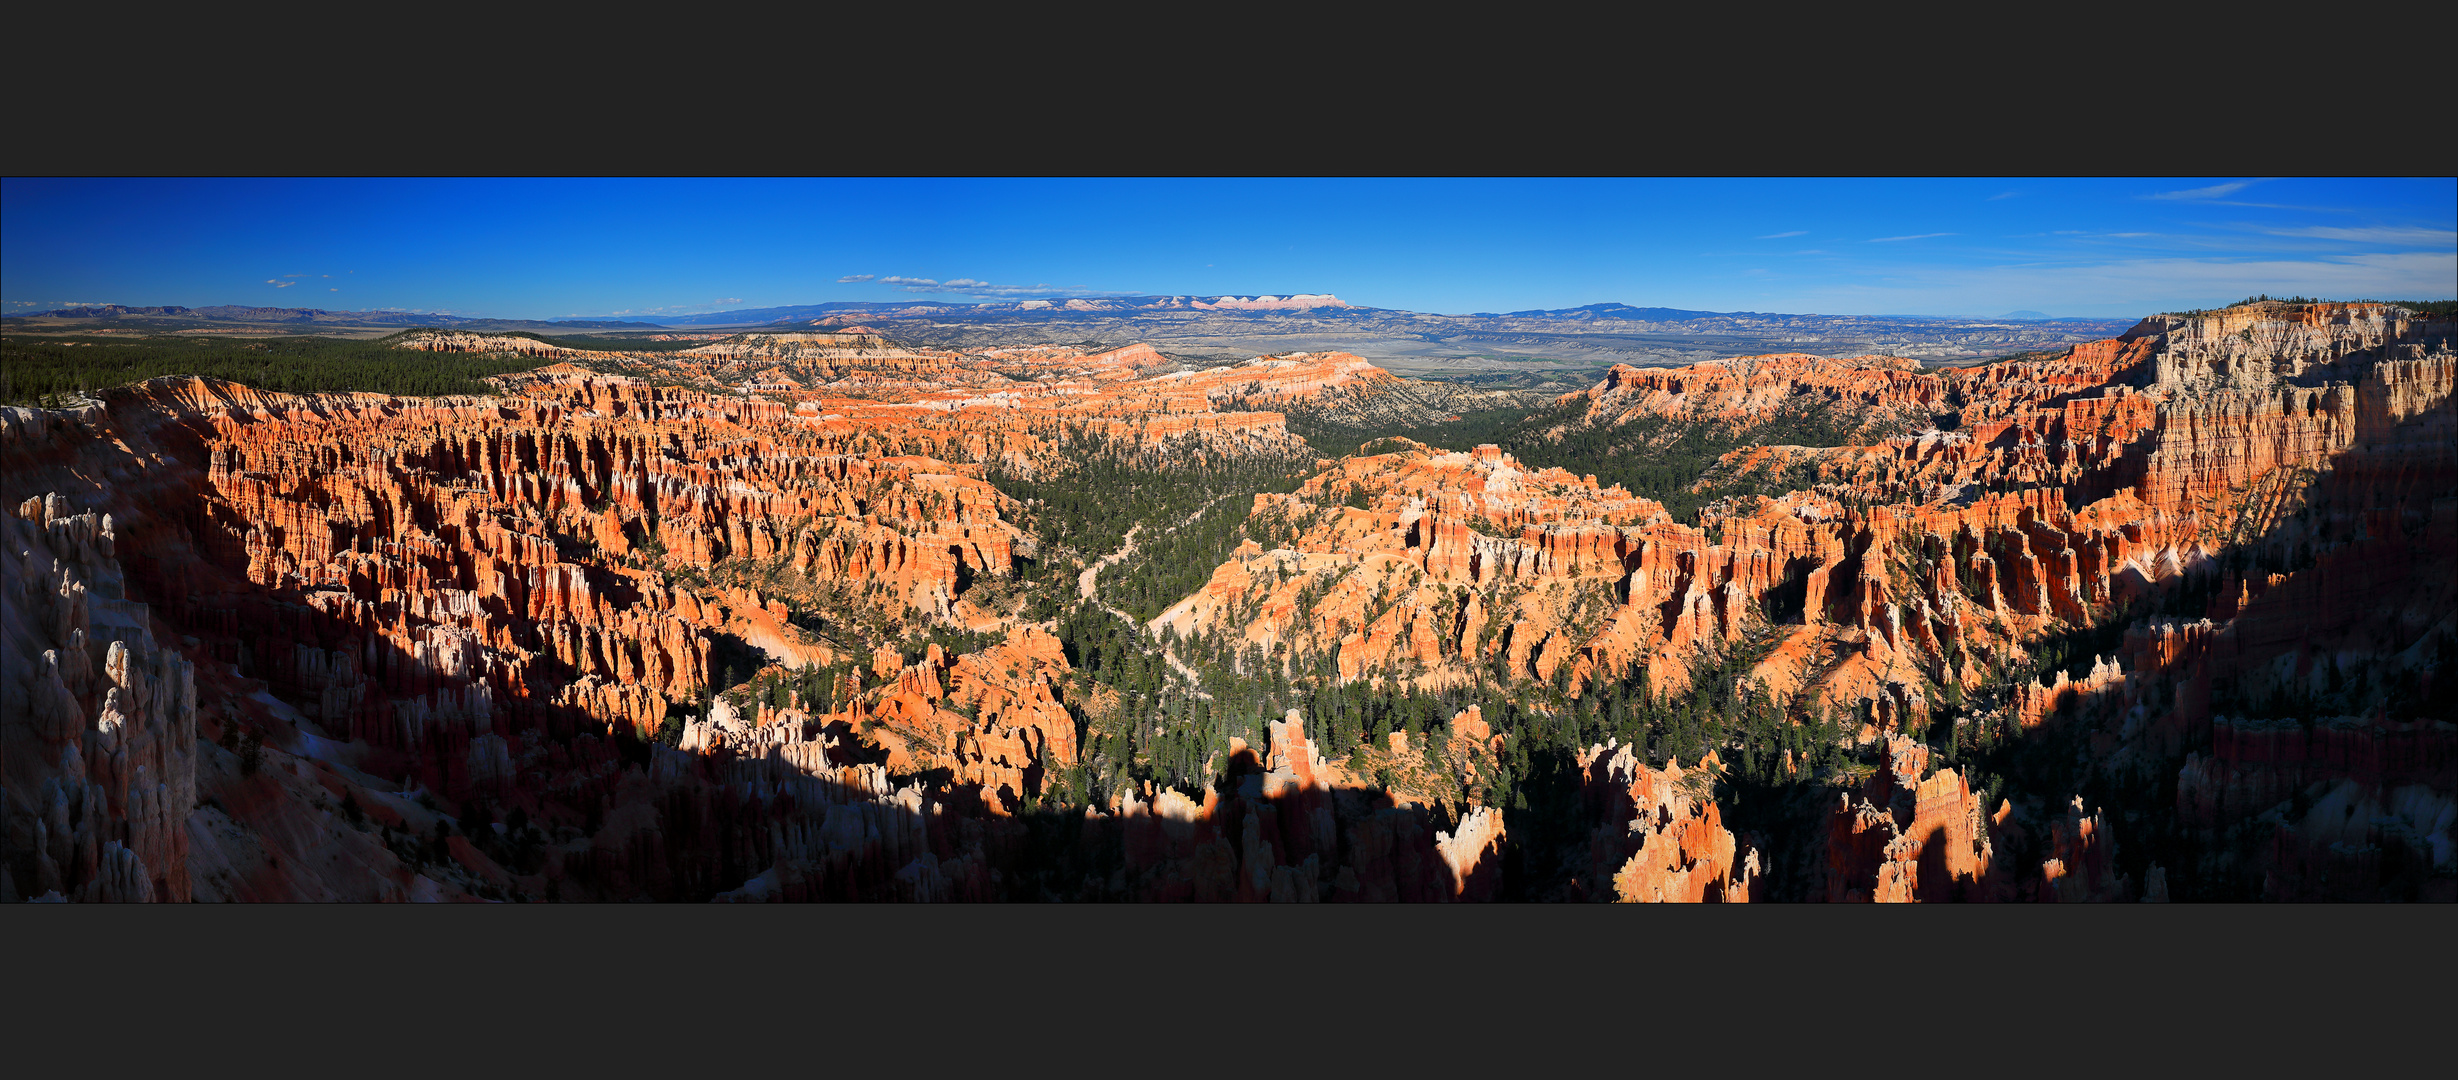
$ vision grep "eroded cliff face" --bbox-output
[1059,710,1508,903]
[395,331,603,359]
[5,303,2447,902]
[1574,743,1755,903]
[1,344,1507,901]
[674,629,1080,818]
[1139,303,2454,900]
[1148,440,1674,693]
[2,495,197,901]
[1813,735,2006,903]
[1572,353,1943,440]
[590,336,1372,467]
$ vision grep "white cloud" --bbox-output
[863,274,1132,300]
[1869,233,1956,243]
[1785,251,2457,317]
[266,279,295,288]
[1757,230,1806,239]
[713,297,743,305]
[837,274,875,283]
[2147,180,2255,201]
[2264,225,2458,247]
[965,282,1112,298]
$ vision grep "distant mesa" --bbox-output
[1496,302,1743,320]
[1189,294,1350,311]
[992,295,1349,313]
[1,298,2450,904]
[4,297,2182,368]
[807,320,888,334]
[13,303,668,332]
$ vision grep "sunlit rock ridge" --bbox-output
[1,301,2448,902]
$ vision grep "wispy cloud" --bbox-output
[1786,250,2456,318]
[876,274,1123,299]
[1988,191,2019,200]
[837,274,875,283]
[1869,233,1956,243]
[1757,230,1806,239]
[713,297,743,305]
[265,279,294,288]
[2206,200,2354,212]
[2147,180,2256,201]
[2265,225,2457,246]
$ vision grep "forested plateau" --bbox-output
[3,302,2451,902]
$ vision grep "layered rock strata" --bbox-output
[1575,742,1756,902]
[2,495,198,901]
[3,303,2446,902]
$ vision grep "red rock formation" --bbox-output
[1570,742,1754,903]
[1023,708,1514,903]
[394,331,609,359]
[1818,735,2003,902]
[2,496,198,901]
[0,336,1477,901]
[679,627,1080,817]
[5,299,2446,902]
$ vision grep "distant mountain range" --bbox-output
[631,295,1360,327]
[639,297,2120,330]
[11,305,663,332]
[679,297,2140,370]
[8,297,2141,369]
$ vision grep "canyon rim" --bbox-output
[5,299,2450,903]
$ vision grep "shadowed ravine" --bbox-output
[3,304,2450,901]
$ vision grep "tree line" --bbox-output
[1281,392,1872,524]
[0,332,561,406]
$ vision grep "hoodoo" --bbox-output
[3,299,2449,903]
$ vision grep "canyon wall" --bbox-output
[2,492,197,901]
[4,303,2447,901]
[1143,303,2455,899]
[2,345,1503,901]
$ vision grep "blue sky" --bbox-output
[3,178,2449,321]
